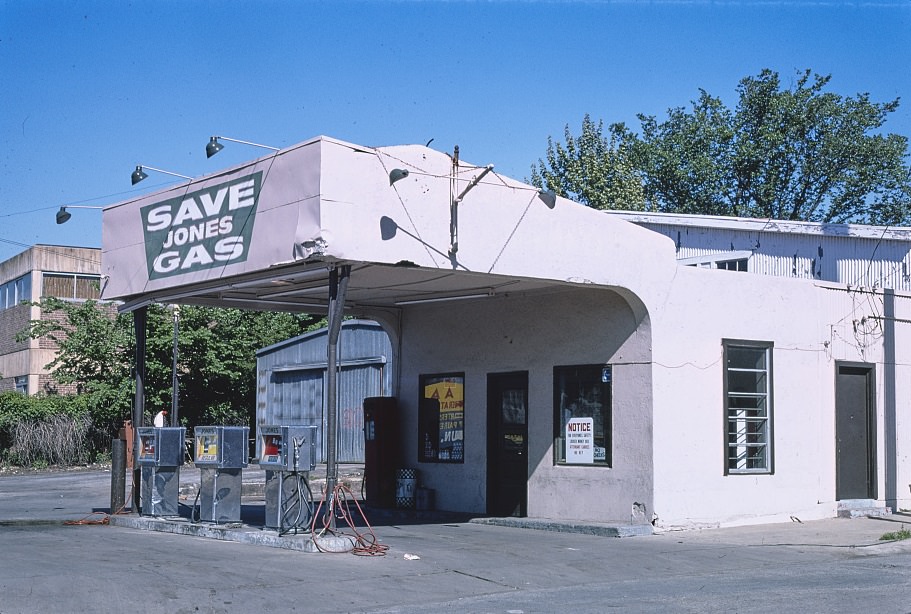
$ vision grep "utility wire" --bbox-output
[0,239,102,268]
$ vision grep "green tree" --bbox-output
[168,307,323,427]
[635,89,736,216]
[16,298,133,432]
[726,70,910,223]
[534,69,911,225]
[18,300,322,430]
[530,114,646,211]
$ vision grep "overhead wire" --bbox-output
[1,242,103,269]
[0,180,181,263]
[487,189,540,273]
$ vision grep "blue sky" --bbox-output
[1,0,909,263]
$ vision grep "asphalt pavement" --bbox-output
[2,466,911,613]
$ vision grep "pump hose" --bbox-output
[311,483,389,556]
[190,488,201,523]
[64,469,137,526]
[278,472,314,536]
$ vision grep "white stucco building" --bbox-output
[99,135,910,530]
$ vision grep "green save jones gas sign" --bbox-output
[141,172,262,280]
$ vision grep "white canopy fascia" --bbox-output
[101,136,677,316]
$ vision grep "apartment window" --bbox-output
[14,376,28,394]
[0,274,32,310]
[553,364,612,466]
[42,273,100,301]
[724,340,773,474]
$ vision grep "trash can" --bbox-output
[395,468,417,508]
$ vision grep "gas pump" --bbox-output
[257,425,318,533]
[363,397,399,508]
[192,426,249,523]
[137,426,186,517]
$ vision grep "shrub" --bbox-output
[202,402,250,427]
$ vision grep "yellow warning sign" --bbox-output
[423,375,464,461]
[196,433,218,463]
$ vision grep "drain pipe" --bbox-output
[324,264,350,529]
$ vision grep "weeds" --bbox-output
[8,414,93,466]
[1,391,121,469]
[879,525,911,542]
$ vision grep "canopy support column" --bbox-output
[324,264,350,529]
[131,306,147,513]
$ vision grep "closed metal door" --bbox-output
[835,364,876,500]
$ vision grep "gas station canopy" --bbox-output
[101,135,675,315]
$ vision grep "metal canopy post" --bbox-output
[170,305,180,426]
[324,264,350,529]
[131,306,147,513]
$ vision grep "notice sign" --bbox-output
[566,417,594,464]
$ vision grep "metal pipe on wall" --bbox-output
[884,289,897,509]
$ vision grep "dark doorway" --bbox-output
[835,363,876,500]
[487,371,528,517]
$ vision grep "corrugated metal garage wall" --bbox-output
[256,320,393,463]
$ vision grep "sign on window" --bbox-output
[418,373,464,463]
[566,417,594,464]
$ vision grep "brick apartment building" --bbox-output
[0,245,102,394]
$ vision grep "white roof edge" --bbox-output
[604,210,911,241]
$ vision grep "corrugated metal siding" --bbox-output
[639,222,911,291]
[255,320,394,464]
[269,369,324,456]
[336,364,384,462]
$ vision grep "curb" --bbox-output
[470,516,654,537]
[1,519,86,527]
[108,514,356,553]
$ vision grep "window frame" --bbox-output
[553,364,612,467]
[14,376,28,394]
[716,258,748,272]
[41,272,101,301]
[0,274,32,311]
[679,250,752,272]
[723,339,774,475]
